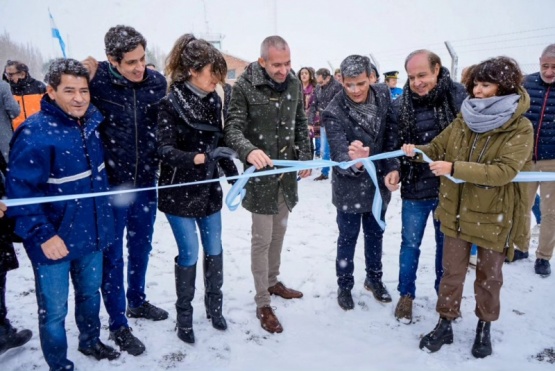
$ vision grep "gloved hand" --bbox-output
[205,147,237,163]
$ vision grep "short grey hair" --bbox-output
[260,36,289,59]
[340,55,372,79]
[541,44,555,59]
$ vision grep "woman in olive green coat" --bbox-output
[402,57,533,359]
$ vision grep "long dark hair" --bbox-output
[165,34,227,87]
[297,67,316,87]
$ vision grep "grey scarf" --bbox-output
[461,94,520,133]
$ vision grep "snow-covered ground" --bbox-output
[2,169,555,371]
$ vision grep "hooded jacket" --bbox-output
[6,96,115,266]
[416,89,533,255]
[224,62,312,214]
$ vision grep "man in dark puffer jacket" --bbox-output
[519,43,555,277]
[388,50,466,323]
[82,25,167,356]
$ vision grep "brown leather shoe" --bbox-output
[256,306,283,334]
[268,282,303,299]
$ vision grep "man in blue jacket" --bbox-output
[82,25,168,355]
[520,43,555,277]
[7,58,120,371]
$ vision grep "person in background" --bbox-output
[369,63,380,84]
[334,68,342,84]
[388,50,466,323]
[384,71,403,100]
[323,55,399,310]
[7,58,121,370]
[403,56,533,358]
[2,60,46,131]
[310,68,343,180]
[517,43,555,275]
[297,67,317,157]
[157,34,238,344]
[82,24,168,356]
[224,36,312,334]
[0,80,20,160]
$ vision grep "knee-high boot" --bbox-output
[203,253,227,331]
[174,257,196,344]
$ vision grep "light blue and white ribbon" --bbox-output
[4,149,552,231]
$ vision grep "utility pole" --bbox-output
[444,41,459,81]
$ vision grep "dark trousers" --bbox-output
[0,272,6,327]
[336,209,384,290]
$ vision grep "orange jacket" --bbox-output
[12,93,43,130]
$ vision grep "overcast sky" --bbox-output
[1,0,554,82]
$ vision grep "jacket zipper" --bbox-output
[133,88,139,186]
[21,95,28,119]
[170,167,177,184]
[534,85,551,162]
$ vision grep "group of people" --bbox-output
[0,22,553,369]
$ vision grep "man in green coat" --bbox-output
[224,36,312,334]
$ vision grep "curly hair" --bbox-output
[45,58,89,90]
[104,25,147,63]
[464,56,523,97]
[165,34,227,87]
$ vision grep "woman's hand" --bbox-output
[429,161,453,177]
[401,144,416,157]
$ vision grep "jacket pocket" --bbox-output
[99,98,125,109]
[466,184,503,214]
[56,201,77,238]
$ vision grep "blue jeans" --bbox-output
[166,211,223,267]
[102,189,157,331]
[336,209,384,290]
[33,251,102,371]
[398,199,444,298]
[320,127,331,177]
[314,137,321,157]
[533,193,541,224]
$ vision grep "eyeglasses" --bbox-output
[4,71,22,78]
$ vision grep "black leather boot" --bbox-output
[419,317,453,352]
[204,253,227,331]
[471,320,492,358]
[175,257,196,344]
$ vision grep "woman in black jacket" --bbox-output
[157,34,237,345]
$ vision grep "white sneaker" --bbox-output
[531,224,541,237]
